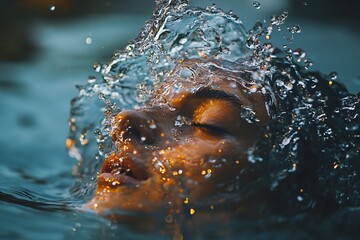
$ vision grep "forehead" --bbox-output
[152,59,263,107]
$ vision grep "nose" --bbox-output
[111,110,157,145]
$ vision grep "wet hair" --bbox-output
[247,56,360,215]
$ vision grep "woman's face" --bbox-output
[89,61,269,213]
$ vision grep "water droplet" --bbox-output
[98,93,106,101]
[252,21,263,32]
[87,76,96,83]
[49,5,56,11]
[180,68,192,78]
[86,37,92,45]
[329,71,338,80]
[178,37,187,45]
[93,63,101,72]
[287,35,294,43]
[289,25,301,34]
[253,1,261,9]
[345,122,359,132]
[304,59,313,69]
[148,120,157,129]
[165,215,173,223]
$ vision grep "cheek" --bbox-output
[159,139,244,183]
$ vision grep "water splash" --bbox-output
[67,0,360,216]
[67,1,250,200]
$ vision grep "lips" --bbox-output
[97,152,148,188]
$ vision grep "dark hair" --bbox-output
[247,56,360,215]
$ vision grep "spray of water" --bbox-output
[67,0,359,217]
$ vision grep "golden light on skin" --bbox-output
[159,166,166,174]
[90,59,270,216]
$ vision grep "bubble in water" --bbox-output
[253,1,261,9]
[49,5,56,11]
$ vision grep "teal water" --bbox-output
[0,1,359,239]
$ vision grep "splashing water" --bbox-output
[67,0,360,236]
[67,0,250,200]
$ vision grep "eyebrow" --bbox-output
[192,87,259,123]
[192,87,243,111]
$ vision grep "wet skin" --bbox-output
[89,60,270,214]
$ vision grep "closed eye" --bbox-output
[192,122,229,136]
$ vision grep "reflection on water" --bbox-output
[0,0,359,239]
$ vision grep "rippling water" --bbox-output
[1,1,359,239]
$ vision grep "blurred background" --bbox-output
[0,0,359,174]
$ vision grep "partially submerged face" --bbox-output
[88,59,270,214]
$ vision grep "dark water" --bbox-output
[1,1,359,239]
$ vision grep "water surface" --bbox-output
[0,1,359,239]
